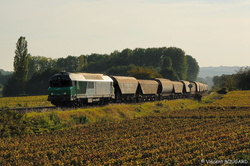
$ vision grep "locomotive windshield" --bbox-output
[49,75,72,87]
[50,80,72,87]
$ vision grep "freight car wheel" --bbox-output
[72,100,80,107]
[137,95,143,102]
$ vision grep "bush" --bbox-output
[0,108,31,137]
[217,88,227,94]
[29,111,64,133]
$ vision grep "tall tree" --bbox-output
[109,49,132,67]
[131,48,145,66]
[77,55,86,71]
[128,66,162,79]
[160,56,173,69]
[28,56,56,78]
[13,36,29,94]
[83,54,110,73]
[26,68,60,95]
[186,55,199,81]
[163,47,188,80]
[235,67,250,90]
[159,68,179,81]
[55,56,79,72]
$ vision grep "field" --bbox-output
[0,91,250,165]
[208,91,250,108]
[0,95,52,108]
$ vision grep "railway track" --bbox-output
[0,106,57,112]
[0,97,201,113]
[0,102,140,113]
[0,104,113,112]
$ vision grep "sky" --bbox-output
[1,0,250,71]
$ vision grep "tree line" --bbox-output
[212,67,250,92]
[2,36,200,97]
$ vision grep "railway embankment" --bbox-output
[1,91,250,137]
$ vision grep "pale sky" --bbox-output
[1,0,250,71]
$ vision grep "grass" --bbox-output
[25,99,201,128]
[1,91,248,135]
[0,91,249,165]
[0,95,53,108]
[1,92,225,131]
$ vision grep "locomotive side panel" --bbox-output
[76,81,87,94]
[95,81,114,97]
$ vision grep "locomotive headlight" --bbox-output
[63,92,67,95]
[51,93,54,95]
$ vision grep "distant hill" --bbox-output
[198,66,242,78]
[0,69,12,75]
[197,66,245,89]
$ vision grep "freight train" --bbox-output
[48,72,208,107]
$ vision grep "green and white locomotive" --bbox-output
[48,72,114,107]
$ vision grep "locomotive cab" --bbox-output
[48,72,114,107]
[48,72,77,106]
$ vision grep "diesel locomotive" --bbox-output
[48,72,208,107]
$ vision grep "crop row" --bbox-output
[0,108,249,165]
[0,95,52,108]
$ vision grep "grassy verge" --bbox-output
[0,95,52,108]
[1,91,248,137]
[24,99,200,134]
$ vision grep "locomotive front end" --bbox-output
[48,72,76,106]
